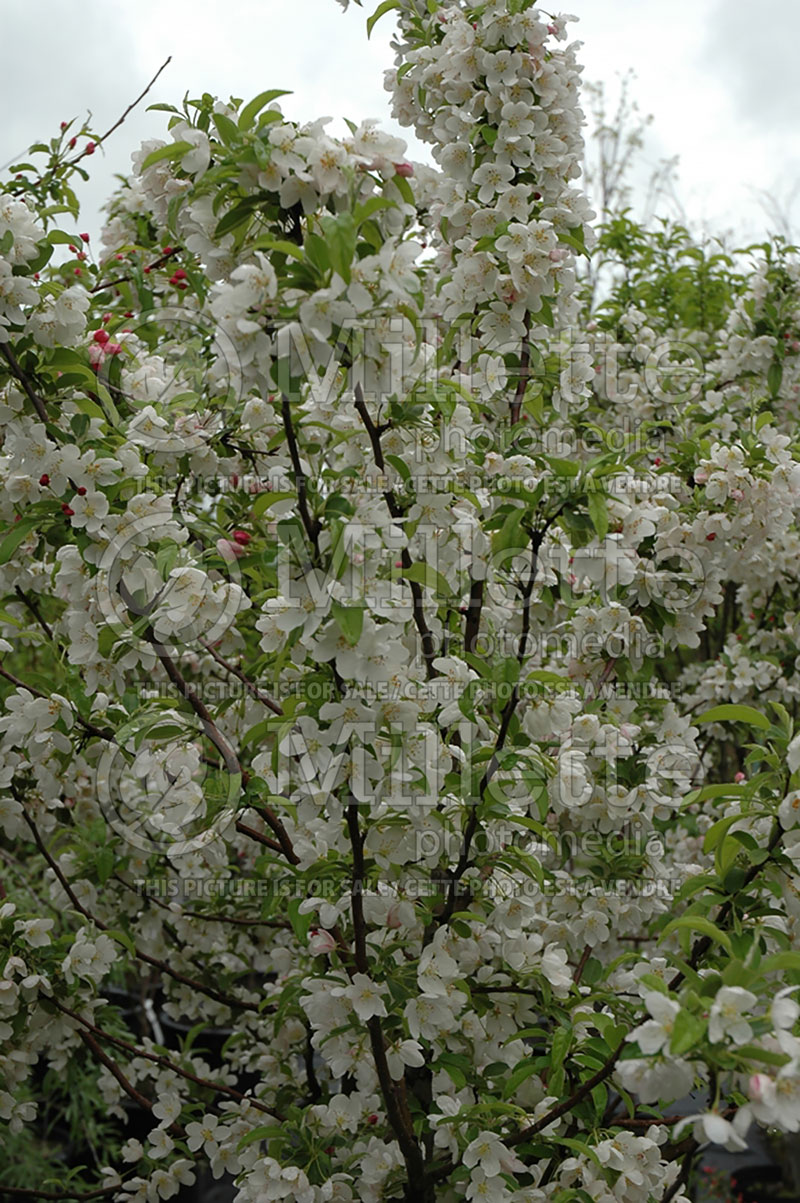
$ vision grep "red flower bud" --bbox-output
[80,232,90,243]
[76,486,87,496]
[69,137,77,149]
[232,530,251,545]
[62,504,75,516]
[85,141,96,155]
[706,532,716,541]
[39,474,50,486]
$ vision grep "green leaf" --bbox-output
[760,951,800,975]
[704,814,746,855]
[140,141,193,171]
[669,1009,706,1057]
[695,704,770,730]
[735,1044,791,1067]
[768,360,783,399]
[331,601,364,647]
[251,237,305,261]
[320,212,357,284]
[238,89,293,131]
[252,491,295,517]
[367,0,401,38]
[237,1124,278,1150]
[393,561,452,597]
[96,846,115,886]
[213,111,241,146]
[354,196,394,225]
[391,171,415,206]
[491,508,527,558]
[660,915,733,955]
[385,453,411,483]
[587,490,609,539]
[545,455,581,478]
[106,929,136,956]
[0,516,40,565]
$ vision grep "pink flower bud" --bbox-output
[216,538,245,561]
[394,162,414,178]
[735,772,746,783]
[693,468,708,484]
[749,1073,772,1102]
[309,929,337,955]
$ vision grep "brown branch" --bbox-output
[200,639,283,715]
[425,1036,627,1185]
[77,1029,153,1113]
[66,57,172,172]
[667,821,783,991]
[280,396,320,555]
[0,1185,122,1200]
[0,662,114,742]
[346,802,429,1198]
[464,578,484,654]
[0,342,49,423]
[573,943,592,985]
[117,580,298,867]
[14,587,54,640]
[90,246,181,294]
[353,383,438,677]
[20,808,263,1014]
[55,999,282,1118]
[235,817,286,857]
[510,314,532,425]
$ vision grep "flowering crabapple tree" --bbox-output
[2,1,800,1201]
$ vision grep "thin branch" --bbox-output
[347,802,429,1198]
[0,662,115,742]
[281,396,320,556]
[77,1029,154,1114]
[55,999,282,1118]
[21,808,263,1014]
[118,580,298,867]
[667,821,783,991]
[200,639,283,715]
[463,578,484,654]
[353,383,438,677]
[68,57,172,171]
[573,943,592,985]
[90,245,181,295]
[0,342,49,423]
[14,587,54,640]
[510,313,532,425]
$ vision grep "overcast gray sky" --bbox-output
[2,0,797,243]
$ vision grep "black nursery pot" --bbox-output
[730,1163,790,1203]
[100,982,149,1039]
[156,1012,261,1094]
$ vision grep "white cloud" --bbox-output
[1,0,796,243]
